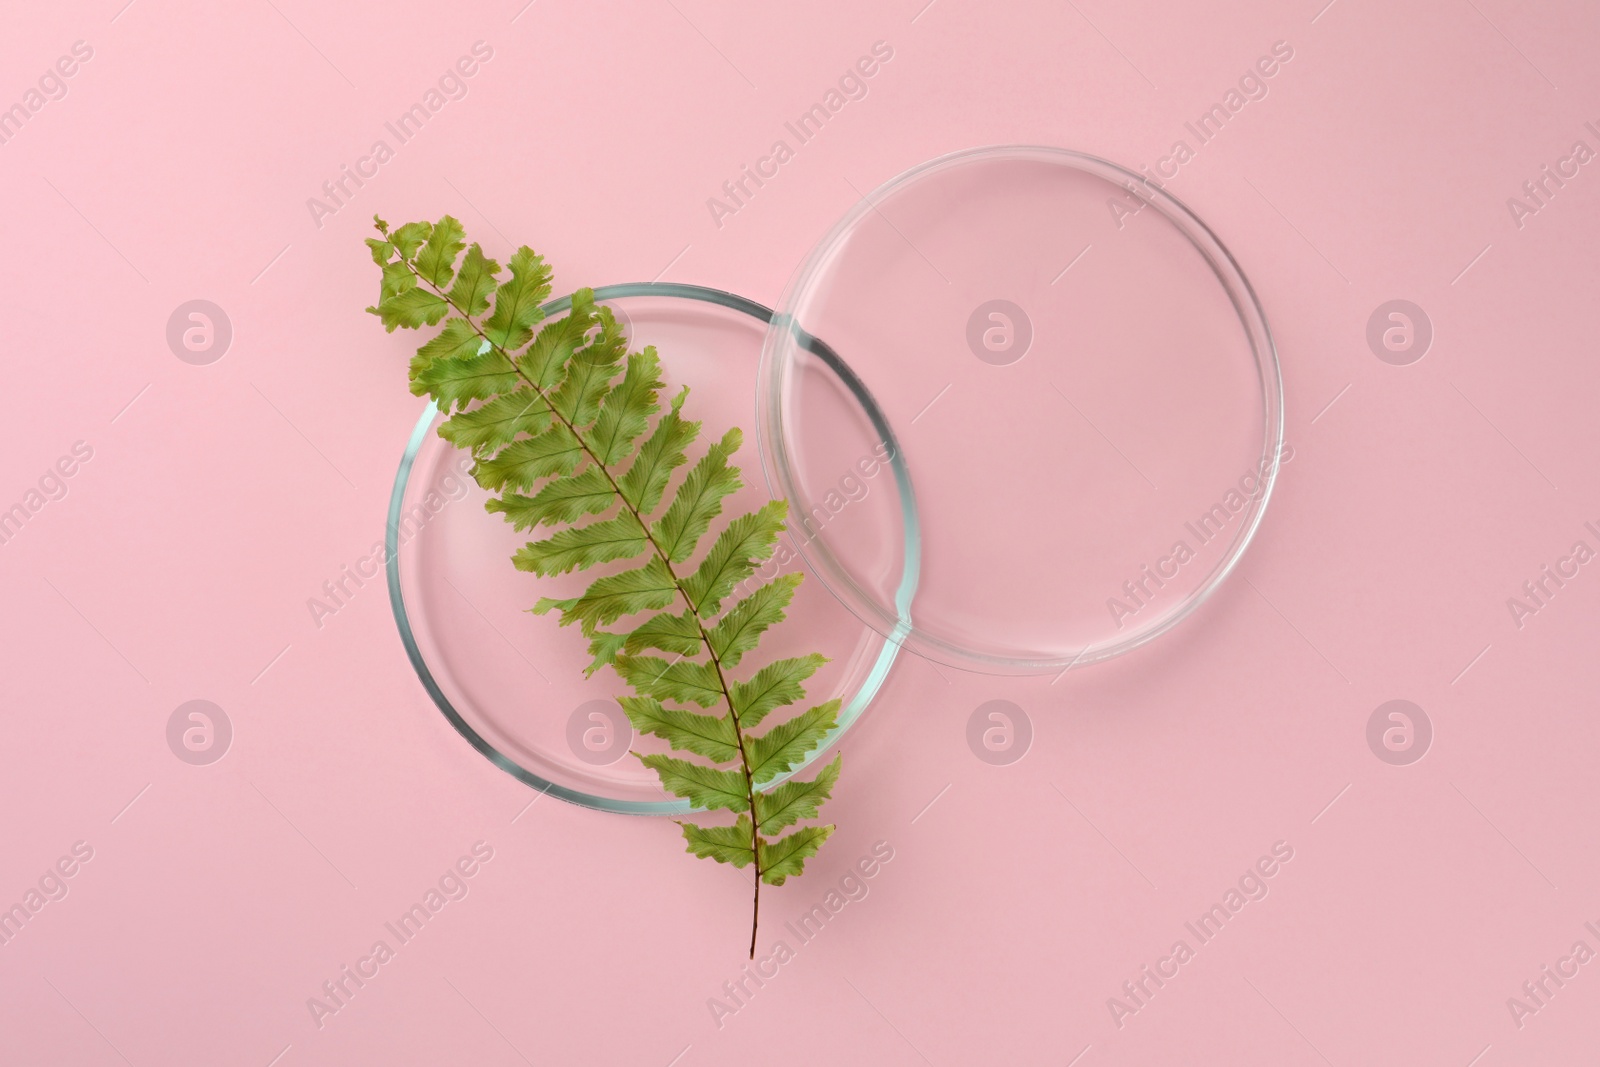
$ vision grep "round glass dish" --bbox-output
[386,283,915,814]
[758,145,1284,675]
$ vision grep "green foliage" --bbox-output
[367,215,841,955]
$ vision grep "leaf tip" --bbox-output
[532,596,574,617]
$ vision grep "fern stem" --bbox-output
[387,235,768,953]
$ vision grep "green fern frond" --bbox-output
[367,215,842,957]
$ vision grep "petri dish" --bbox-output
[758,146,1284,674]
[386,284,914,814]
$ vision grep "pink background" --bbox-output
[3,0,1599,1064]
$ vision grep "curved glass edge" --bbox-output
[385,282,916,816]
[757,144,1284,676]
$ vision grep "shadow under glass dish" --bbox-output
[387,283,916,815]
[758,146,1284,675]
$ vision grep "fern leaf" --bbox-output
[753,755,841,835]
[389,219,432,259]
[368,218,848,957]
[583,630,629,677]
[746,700,839,785]
[681,500,787,617]
[437,388,551,455]
[447,244,500,317]
[638,755,749,813]
[579,302,629,363]
[707,573,804,668]
[587,348,664,466]
[679,816,755,867]
[411,348,520,412]
[612,655,723,709]
[484,467,612,529]
[549,557,678,634]
[415,214,466,287]
[482,246,551,349]
[623,608,703,657]
[653,428,743,563]
[512,512,648,576]
[375,260,414,305]
[472,425,584,491]
[757,825,835,886]
[730,654,827,729]
[372,287,450,333]
[621,696,739,763]
[518,291,595,389]
[550,351,624,429]
[618,388,698,512]
[411,319,484,378]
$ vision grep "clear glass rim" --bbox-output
[756,144,1285,675]
[385,282,917,815]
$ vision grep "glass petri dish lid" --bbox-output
[387,284,913,814]
[758,146,1284,675]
